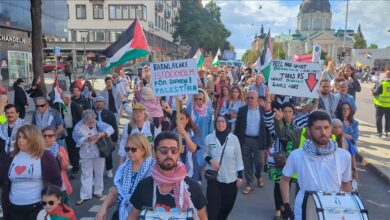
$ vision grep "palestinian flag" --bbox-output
[211,48,221,67]
[257,29,273,81]
[193,48,204,69]
[53,78,66,112]
[104,19,150,72]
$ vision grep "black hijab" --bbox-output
[215,116,230,145]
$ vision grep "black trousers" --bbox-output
[376,106,390,133]
[206,180,238,220]
[5,202,42,220]
[15,105,26,119]
[65,127,79,171]
[105,153,113,171]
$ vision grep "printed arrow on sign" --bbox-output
[305,73,318,92]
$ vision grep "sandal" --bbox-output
[257,177,265,188]
[242,186,253,195]
[76,199,90,206]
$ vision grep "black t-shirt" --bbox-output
[130,176,206,211]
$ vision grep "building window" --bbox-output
[76,5,86,19]
[76,31,89,42]
[110,31,123,42]
[93,4,103,19]
[96,31,105,43]
[109,4,147,20]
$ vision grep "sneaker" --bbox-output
[385,132,389,137]
[107,169,113,178]
[376,133,383,137]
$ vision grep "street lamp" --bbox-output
[80,31,88,73]
[342,0,349,53]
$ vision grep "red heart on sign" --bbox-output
[15,166,27,175]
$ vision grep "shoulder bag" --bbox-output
[204,136,229,181]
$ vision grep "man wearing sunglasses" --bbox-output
[234,90,271,195]
[127,132,207,220]
[32,97,65,145]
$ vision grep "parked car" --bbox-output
[43,61,65,73]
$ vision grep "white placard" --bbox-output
[312,44,321,63]
[269,60,321,98]
[150,59,198,97]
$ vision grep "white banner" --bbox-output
[269,60,321,98]
[150,59,198,97]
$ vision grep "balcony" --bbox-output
[155,3,163,12]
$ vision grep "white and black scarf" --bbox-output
[302,139,337,156]
[0,118,26,153]
[47,142,61,158]
[35,108,54,129]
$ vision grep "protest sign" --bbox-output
[269,60,321,98]
[150,59,198,97]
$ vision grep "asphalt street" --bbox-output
[67,83,390,220]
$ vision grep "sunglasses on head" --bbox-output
[41,200,55,206]
[36,104,47,108]
[124,147,138,153]
[157,147,179,155]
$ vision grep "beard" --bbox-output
[157,157,177,171]
[312,135,330,146]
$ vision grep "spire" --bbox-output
[357,23,364,38]
[260,24,264,35]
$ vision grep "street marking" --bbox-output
[100,195,108,201]
[89,205,102,212]
[366,199,390,208]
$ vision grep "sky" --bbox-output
[202,0,390,59]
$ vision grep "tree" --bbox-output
[368,43,378,49]
[241,50,258,65]
[173,1,231,54]
[272,42,286,59]
[353,33,367,49]
[30,0,46,95]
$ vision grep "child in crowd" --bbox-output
[37,185,77,220]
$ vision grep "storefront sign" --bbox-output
[0,34,26,44]
[150,59,198,96]
[269,60,321,98]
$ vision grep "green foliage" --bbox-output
[173,0,231,53]
[272,42,285,59]
[368,43,378,49]
[353,33,367,49]
[241,50,258,64]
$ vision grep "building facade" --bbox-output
[274,0,354,63]
[47,0,181,70]
[0,0,67,85]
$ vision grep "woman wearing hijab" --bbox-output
[203,116,244,220]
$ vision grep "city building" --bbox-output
[0,0,67,85]
[47,0,182,70]
[273,0,354,63]
[251,24,266,55]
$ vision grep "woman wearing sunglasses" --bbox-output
[188,89,213,167]
[37,185,76,220]
[96,133,154,220]
[43,126,72,205]
[0,125,62,220]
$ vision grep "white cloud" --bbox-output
[332,0,390,47]
[203,0,390,59]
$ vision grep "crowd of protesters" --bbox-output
[0,61,389,220]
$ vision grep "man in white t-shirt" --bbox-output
[280,110,352,220]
